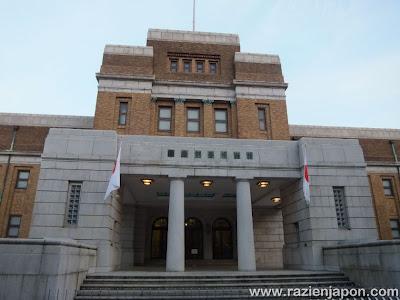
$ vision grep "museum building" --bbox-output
[0,29,399,274]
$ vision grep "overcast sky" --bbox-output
[0,0,399,128]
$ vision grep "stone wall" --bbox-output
[323,240,400,288]
[0,238,96,300]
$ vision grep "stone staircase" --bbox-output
[74,270,359,299]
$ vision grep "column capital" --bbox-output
[202,98,214,105]
[235,177,253,182]
[151,96,158,102]
[174,97,186,104]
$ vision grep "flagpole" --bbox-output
[192,0,196,31]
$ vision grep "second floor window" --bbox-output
[158,107,172,131]
[382,179,394,197]
[118,102,128,125]
[209,62,217,74]
[333,186,350,229]
[183,60,192,73]
[187,108,200,132]
[170,59,178,72]
[215,109,228,133]
[16,170,30,189]
[66,182,82,226]
[196,61,204,73]
[390,219,400,239]
[258,108,267,131]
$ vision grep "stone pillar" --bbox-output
[236,179,256,271]
[202,99,214,137]
[174,98,186,137]
[166,177,185,271]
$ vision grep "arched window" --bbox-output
[151,217,168,259]
[212,218,233,259]
[185,217,203,259]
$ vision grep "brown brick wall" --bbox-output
[146,40,239,84]
[0,126,48,152]
[0,163,40,238]
[100,54,153,76]
[369,173,400,239]
[234,62,284,83]
[236,98,290,140]
[359,139,397,162]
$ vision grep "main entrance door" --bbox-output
[212,218,233,259]
[185,217,203,259]
[151,217,168,259]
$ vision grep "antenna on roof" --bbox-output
[192,0,196,31]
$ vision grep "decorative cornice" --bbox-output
[233,79,288,90]
[174,97,186,103]
[96,73,155,83]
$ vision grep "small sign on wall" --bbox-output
[191,249,198,255]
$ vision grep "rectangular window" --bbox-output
[333,187,350,229]
[158,107,172,131]
[220,151,227,159]
[390,219,400,239]
[382,179,394,197]
[246,152,253,160]
[183,60,192,73]
[258,108,267,131]
[214,109,228,133]
[187,108,200,132]
[66,182,82,226]
[7,215,21,237]
[15,170,30,189]
[196,60,204,73]
[194,150,202,159]
[118,101,128,126]
[234,152,241,159]
[181,150,188,158]
[167,149,175,157]
[209,62,217,74]
[208,151,214,159]
[170,59,178,72]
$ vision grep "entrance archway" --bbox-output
[185,217,203,259]
[151,217,168,259]
[212,218,233,259]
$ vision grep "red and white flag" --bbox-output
[104,143,122,200]
[302,146,311,205]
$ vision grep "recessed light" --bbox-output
[271,197,281,204]
[257,180,269,188]
[201,180,213,187]
[141,178,154,186]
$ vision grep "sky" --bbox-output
[0,0,399,128]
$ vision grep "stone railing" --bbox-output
[323,240,400,288]
[0,238,97,300]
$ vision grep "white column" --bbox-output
[166,178,185,271]
[236,179,256,271]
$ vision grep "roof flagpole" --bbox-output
[193,0,196,31]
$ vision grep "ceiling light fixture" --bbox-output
[257,180,269,188]
[141,178,154,186]
[200,180,213,187]
[271,197,281,205]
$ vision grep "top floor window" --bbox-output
[215,109,228,133]
[209,62,217,74]
[118,101,128,126]
[170,59,178,73]
[183,60,192,73]
[187,108,200,132]
[258,108,267,131]
[158,107,172,131]
[16,170,30,189]
[196,61,204,73]
[382,179,394,197]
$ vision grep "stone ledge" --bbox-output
[0,238,97,250]
[235,52,281,64]
[323,239,400,250]
[104,45,153,57]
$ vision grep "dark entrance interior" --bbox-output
[212,218,233,259]
[151,217,168,259]
[185,217,203,259]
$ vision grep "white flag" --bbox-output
[104,144,121,200]
[302,146,311,205]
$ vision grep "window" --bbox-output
[187,108,200,132]
[7,215,21,237]
[181,150,188,158]
[333,187,350,229]
[208,151,214,159]
[167,150,175,157]
[382,179,394,197]
[390,219,400,239]
[183,60,192,73]
[234,152,241,159]
[158,107,172,131]
[294,222,300,244]
[118,101,128,126]
[246,152,253,160]
[15,170,30,189]
[214,109,228,133]
[258,108,267,131]
[170,59,178,72]
[209,62,217,74]
[66,182,82,226]
[195,150,202,159]
[196,61,204,73]
[220,151,227,159]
